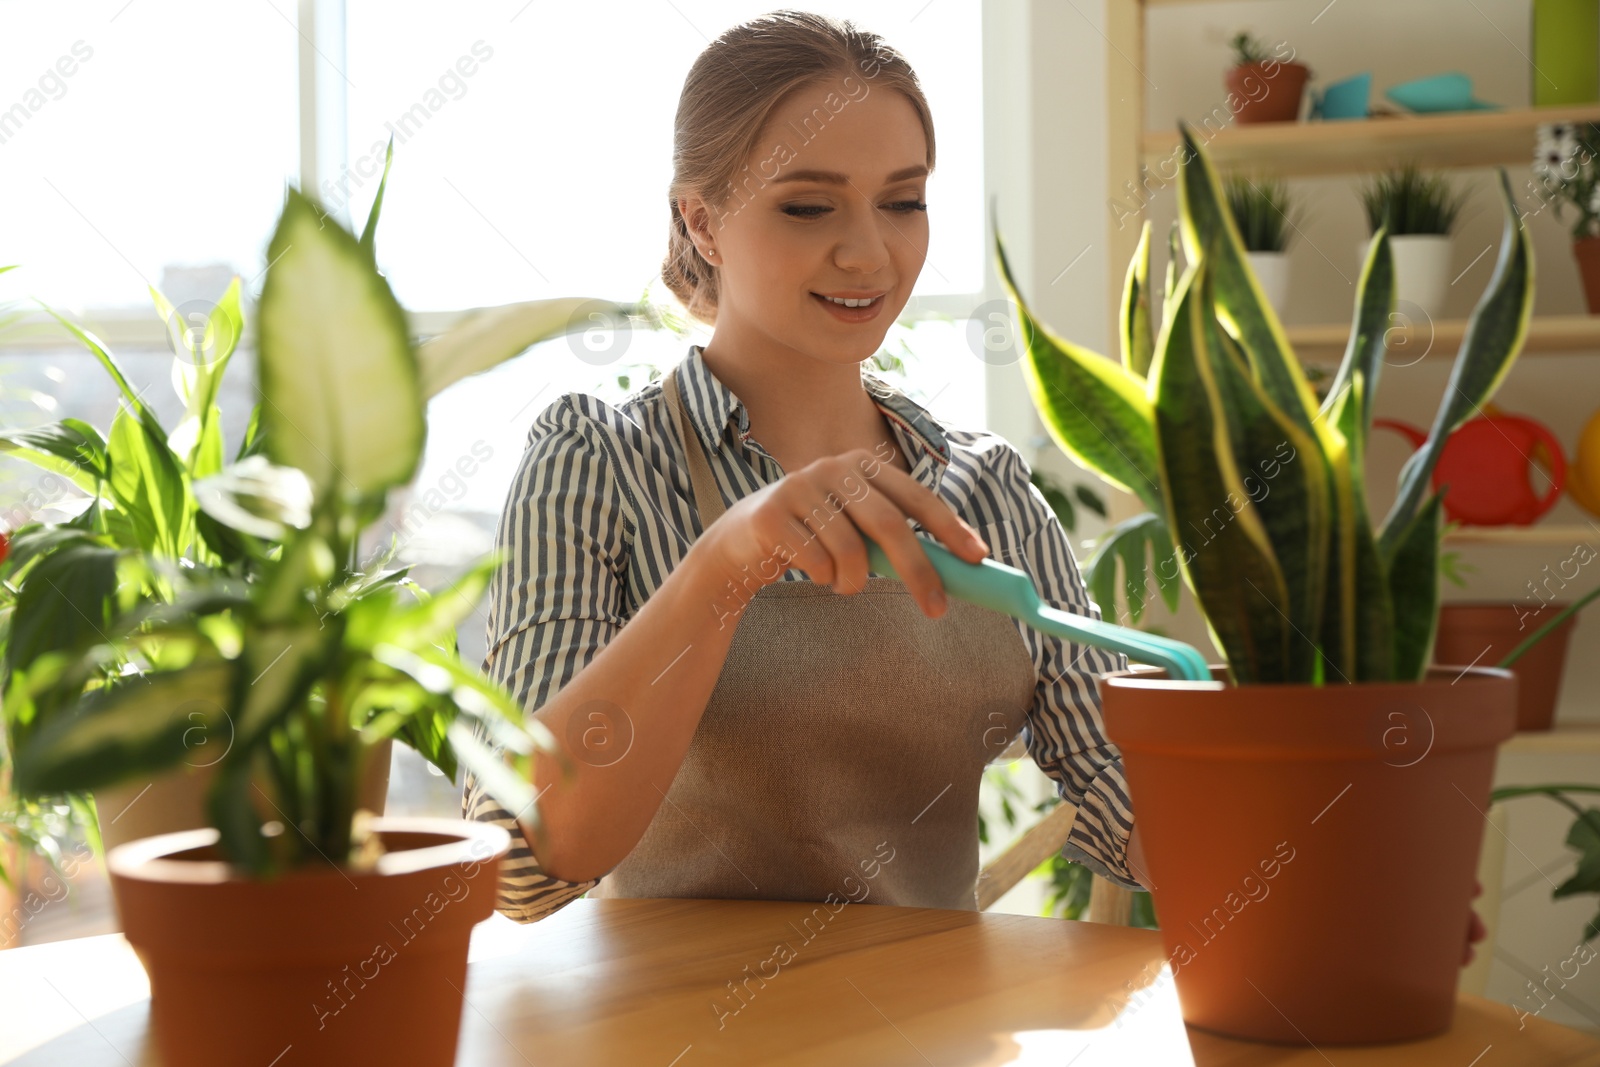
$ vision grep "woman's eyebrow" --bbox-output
[771,164,928,186]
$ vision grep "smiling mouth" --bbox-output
[813,293,884,308]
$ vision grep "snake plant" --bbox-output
[5,158,632,872]
[994,121,1535,685]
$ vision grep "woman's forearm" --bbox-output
[520,531,753,882]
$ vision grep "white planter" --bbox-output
[1359,234,1452,320]
[1245,251,1291,319]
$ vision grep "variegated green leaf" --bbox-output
[1379,170,1535,560]
[993,220,1164,517]
[1121,220,1154,378]
[258,188,423,498]
[1321,375,1393,682]
[416,296,618,399]
[1321,228,1394,435]
[1388,490,1445,680]
[1174,122,1322,441]
[13,660,235,795]
[1150,252,1291,683]
[1199,296,1329,682]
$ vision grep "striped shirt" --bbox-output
[462,343,1136,923]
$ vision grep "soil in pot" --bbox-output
[1101,665,1515,1045]
[1434,602,1577,731]
[109,817,509,1067]
[1226,62,1310,123]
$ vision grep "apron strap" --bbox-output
[663,365,728,529]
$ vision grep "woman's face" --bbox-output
[684,79,930,365]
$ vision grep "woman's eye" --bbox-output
[782,200,928,218]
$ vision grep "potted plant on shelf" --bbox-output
[6,183,614,1064]
[993,118,1533,1043]
[1435,573,1596,733]
[1533,121,1600,314]
[1225,30,1310,125]
[1357,163,1468,319]
[1225,174,1303,320]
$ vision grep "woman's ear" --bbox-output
[678,194,719,263]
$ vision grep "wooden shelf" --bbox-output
[1443,524,1600,546]
[1143,104,1600,177]
[1288,314,1600,362]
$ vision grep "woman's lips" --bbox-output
[811,292,886,323]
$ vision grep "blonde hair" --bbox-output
[661,9,936,325]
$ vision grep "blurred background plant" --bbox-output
[1533,122,1600,241]
[1359,163,1470,236]
[1225,175,1304,254]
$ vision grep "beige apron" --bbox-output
[591,367,1037,910]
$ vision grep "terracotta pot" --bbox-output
[96,737,393,852]
[1573,236,1600,314]
[1434,602,1578,731]
[1101,665,1515,1044]
[1226,61,1310,124]
[109,817,509,1067]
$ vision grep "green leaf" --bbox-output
[1553,807,1600,903]
[257,187,424,498]
[1149,250,1291,684]
[208,755,272,877]
[1121,220,1155,378]
[13,660,236,795]
[157,277,244,478]
[1164,221,1182,308]
[193,456,314,540]
[1320,375,1394,681]
[1117,528,1149,623]
[1085,514,1177,627]
[229,621,334,751]
[1196,280,1330,682]
[1073,484,1107,519]
[1321,228,1394,436]
[107,404,193,557]
[0,419,109,493]
[415,297,620,399]
[993,214,1164,517]
[359,135,395,263]
[349,553,500,653]
[3,540,119,685]
[1378,170,1535,560]
[1387,491,1445,680]
[1174,122,1322,442]
[37,303,165,437]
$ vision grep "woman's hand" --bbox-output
[701,447,989,619]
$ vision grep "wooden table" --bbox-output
[2,898,1597,1066]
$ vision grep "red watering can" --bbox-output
[1373,413,1567,526]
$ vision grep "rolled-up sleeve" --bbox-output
[462,393,631,922]
[996,444,1141,891]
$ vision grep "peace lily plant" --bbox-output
[993,121,1534,1045]
[1,154,633,1063]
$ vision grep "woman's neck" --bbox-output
[698,335,909,475]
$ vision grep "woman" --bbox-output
[461,9,1133,924]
